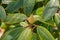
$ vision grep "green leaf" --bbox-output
[36,7,44,16]
[2,0,16,4]
[36,0,43,2]
[42,0,59,21]
[54,13,60,25]
[6,0,23,13]
[33,15,41,21]
[1,27,24,40]
[20,22,28,28]
[1,22,7,29]
[46,18,54,25]
[23,0,35,16]
[6,2,16,11]
[9,25,15,28]
[5,13,27,24]
[0,6,6,21]
[37,26,55,40]
[54,13,60,31]
[18,28,32,40]
[32,33,39,40]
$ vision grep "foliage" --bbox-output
[0,0,60,40]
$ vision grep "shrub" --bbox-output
[0,0,60,40]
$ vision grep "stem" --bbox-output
[39,20,55,27]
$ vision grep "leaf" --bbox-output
[6,2,16,11]
[54,13,60,31]
[27,14,35,24]
[36,0,43,2]
[5,13,27,24]
[2,0,16,4]
[6,0,23,13]
[20,22,28,27]
[37,26,55,40]
[1,22,7,29]
[36,7,44,16]
[9,25,15,28]
[17,28,32,40]
[32,33,39,40]
[54,13,60,25]
[0,6,6,21]
[42,0,59,21]
[46,18,54,26]
[23,0,35,16]
[33,15,40,21]
[1,27,24,40]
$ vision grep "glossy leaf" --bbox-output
[33,15,41,23]
[54,13,60,31]
[1,27,24,40]
[43,0,59,21]
[20,22,28,27]
[54,13,60,25]
[32,33,39,40]
[0,6,6,21]
[17,28,32,40]
[1,22,7,29]
[9,25,15,28]
[6,2,16,11]
[6,0,23,12]
[2,0,15,4]
[37,26,55,40]
[5,13,27,24]
[36,7,44,16]
[23,0,35,16]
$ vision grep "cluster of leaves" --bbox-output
[0,0,60,40]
